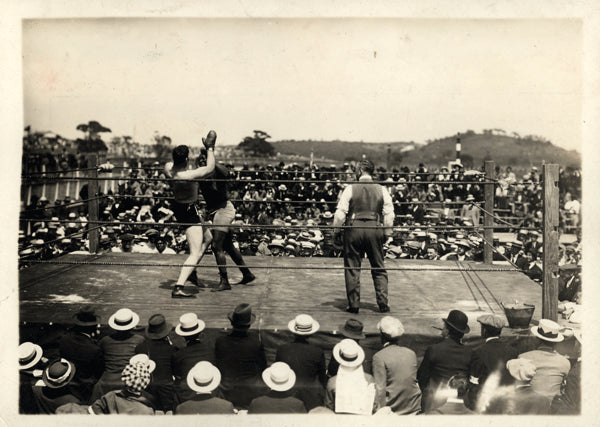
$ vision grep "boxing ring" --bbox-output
[18,158,573,361]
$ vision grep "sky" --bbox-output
[22,18,582,151]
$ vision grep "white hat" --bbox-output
[18,342,43,370]
[287,314,320,335]
[108,308,140,331]
[129,354,156,373]
[262,362,296,392]
[187,361,221,393]
[377,316,405,339]
[506,358,536,381]
[332,339,365,368]
[175,313,206,336]
[531,319,564,342]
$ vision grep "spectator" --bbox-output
[215,303,267,409]
[465,314,518,411]
[89,362,156,414]
[372,316,421,414]
[426,374,473,415]
[551,344,581,415]
[134,314,177,412]
[174,362,235,414]
[19,341,47,414]
[417,310,473,412]
[518,319,570,400]
[327,318,372,377]
[325,339,375,414]
[248,362,306,413]
[32,358,81,414]
[91,308,145,402]
[276,314,327,410]
[172,313,214,405]
[58,306,104,403]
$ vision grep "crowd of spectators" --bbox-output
[19,304,581,415]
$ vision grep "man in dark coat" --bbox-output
[32,359,81,414]
[276,314,327,410]
[465,314,519,411]
[172,312,215,405]
[215,303,267,409]
[19,341,48,414]
[134,313,177,412]
[58,306,104,403]
[417,309,473,412]
[174,361,235,414]
[248,362,306,413]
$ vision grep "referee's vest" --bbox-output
[347,183,384,224]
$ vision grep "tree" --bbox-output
[76,121,112,141]
[238,130,274,156]
[151,132,173,159]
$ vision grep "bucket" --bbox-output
[501,303,535,329]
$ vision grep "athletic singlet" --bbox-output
[171,164,199,204]
[198,166,229,212]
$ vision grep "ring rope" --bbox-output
[20,167,99,177]
[17,258,525,272]
[455,262,487,312]
[471,229,523,270]
[461,261,506,308]
[470,202,531,230]
[21,196,108,214]
[20,225,104,253]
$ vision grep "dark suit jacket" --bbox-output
[551,360,581,415]
[172,338,216,403]
[175,394,235,414]
[417,337,473,411]
[32,386,81,414]
[59,330,104,402]
[465,337,519,410]
[248,391,307,414]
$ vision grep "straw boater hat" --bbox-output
[175,313,206,336]
[288,314,320,335]
[145,314,172,339]
[531,319,564,342]
[18,342,43,370]
[333,339,365,368]
[42,359,76,388]
[129,354,156,373]
[262,362,296,392]
[108,308,140,331]
[187,361,221,393]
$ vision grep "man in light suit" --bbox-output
[372,317,421,414]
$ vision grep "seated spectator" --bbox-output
[89,361,156,414]
[551,331,581,415]
[172,313,215,405]
[175,362,235,414]
[426,374,473,415]
[518,319,570,400]
[465,314,518,411]
[135,313,176,412]
[156,236,176,254]
[248,362,306,413]
[484,359,550,414]
[417,310,473,412]
[32,358,81,414]
[19,342,47,414]
[276,314,327,410]
[327,318,372,377]
[372,316,421,414]
[215,303,267,409]
[325,339,375,414]
[58,305,104,404]
[91,308,145,402]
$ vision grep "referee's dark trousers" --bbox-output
[343,219,388,309]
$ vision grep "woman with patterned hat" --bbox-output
[31,358,81,414]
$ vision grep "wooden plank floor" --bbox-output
[19,253,542,337]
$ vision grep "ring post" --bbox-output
[542,164,560,320]
[484,161,495,264]
[88,154,100,253]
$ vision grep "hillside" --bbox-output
[271,132,581,170]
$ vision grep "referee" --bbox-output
[333,159,394,314]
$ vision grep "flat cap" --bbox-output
[477,314,506,329]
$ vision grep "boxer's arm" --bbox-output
[178,148,215,179]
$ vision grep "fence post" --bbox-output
[88,154,100,254]
[542,164,560,321]
[484,160,495,264]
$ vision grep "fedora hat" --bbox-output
[175,313,206,336]
[42,358,76,388]
[443,310,470,334]
[18,342,43,370]
[129,354,156,373]
[72,305,100,327]
[187,361,221,393]
[531,319,564,342]
[288,314,320,335]
[262,362,296,392]
[145,314,172,339]
[333,339,365,368]
[228,303,256,327]
[338,318,366,340]
[108,308,140,331]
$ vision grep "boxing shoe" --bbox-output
[188,270,203,287]
[211,277,232,292]
[172,285,195,298]
[379,305,390,313]
[346,307,359,314]
[235,272,256,285]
